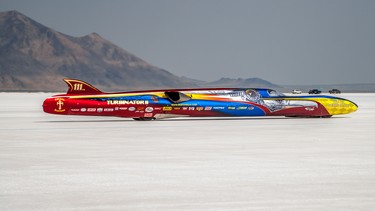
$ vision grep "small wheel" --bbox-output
[133,117,155,121]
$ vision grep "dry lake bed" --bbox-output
[1,93,374,210]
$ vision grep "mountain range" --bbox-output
[0,10,199,91]
[0,10,373,92]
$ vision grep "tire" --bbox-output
[133,117,156,121]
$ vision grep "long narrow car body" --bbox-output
[43,79,358,120]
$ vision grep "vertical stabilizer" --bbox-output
[63,78,103,95]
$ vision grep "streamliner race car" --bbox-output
[43,79,358,120]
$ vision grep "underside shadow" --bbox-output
[37,116,347,123]
[156,116,346,122]
[37,119,133,123]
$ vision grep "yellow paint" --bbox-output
[312,98,358,115]
[266,97,358,115]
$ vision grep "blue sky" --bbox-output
[1,0,375,85]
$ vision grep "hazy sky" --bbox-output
[1,0,374,85]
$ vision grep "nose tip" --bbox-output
[344,100,358,114]
[320,97,358,116]
[334,99,358,115]
[349,101,358,113]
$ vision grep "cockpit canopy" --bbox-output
[257,89,285,98]
[165,91,191,103]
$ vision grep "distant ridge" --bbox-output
[0,10,197,91]
[202,77,281,89]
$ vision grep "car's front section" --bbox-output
[262,95,358,117]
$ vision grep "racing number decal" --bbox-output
[73,83,85,91]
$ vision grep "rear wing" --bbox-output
[63,78,103,95]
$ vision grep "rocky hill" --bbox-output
[0,10,196,91]
[202,77,281,89]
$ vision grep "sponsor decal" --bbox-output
[182,107,188,110]
[163,107,172,111]
[305,107,315,111]
[71,108,80,112]
[174,107,181,110]
[172,104,198,106]
[188,107,195,111]
[97,108,103,112]
[81,108,87,112]
[107,100,149,105]
[248,106,254,110]
[137,107,144,111]
[88,108,96,112]
[104,108,114,112]
[196,107,204,111]
[228,106,235,110]
[327,102,350,108]
[119,107,128,110]
[204,107,212,111]
[54,98,65,112]
[145,107,154,112]
[213,106,225,110]
[129,107,136,111]
[154,107,162,111]
[115,107,119,111]
[144,113,153,117]
[237,106,247,110]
